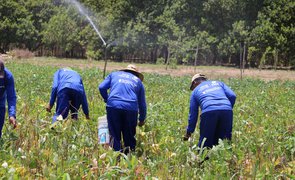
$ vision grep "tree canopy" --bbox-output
[0,0,294,68]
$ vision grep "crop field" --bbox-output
[0,59,294,179]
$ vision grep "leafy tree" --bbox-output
[24,0,57,50]
[0,0,294,66]
[218,21,249,65]
[249,0,295,67]
[0,0,29,52]
[154,0,185,67]
[184,30,216,66]
[15,16,38,51]
[80,25,103,59]
[41,8,81,57]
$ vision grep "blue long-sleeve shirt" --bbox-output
[187,80,236,133]
[49,68,89,115]
[99,71,147,121]
[0,68,17,118]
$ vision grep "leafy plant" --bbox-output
[0,60,294,179]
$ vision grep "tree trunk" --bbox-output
[153,47,158,63]
[194,45,199,73]
[212,46,218,65]
[242,42,246,72]
[274,48,278,71]
[3,43,10,53]
[165,47,170,70]
[52,46,54,56]
[240,42,243,80]
[0,47,5,54]
[228,54,232,64]
[163,46,168,64]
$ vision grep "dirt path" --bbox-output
[12,58,295,81]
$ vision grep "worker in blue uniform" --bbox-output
[184,74,236,148]
[99,64,147,153]
[46,68,90,123]
[0,60,17,138]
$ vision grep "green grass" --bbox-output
[0,60,294,179]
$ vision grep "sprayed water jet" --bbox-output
[67,0,110,78]
[68,0,106,46]
[66,1,124,79]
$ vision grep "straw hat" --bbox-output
[121,64,144,81]
[190,73,206,90]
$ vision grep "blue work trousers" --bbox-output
[106,107,138,153]
[53,88,83,123]
[0,107,5,138]
[198,110,233,148]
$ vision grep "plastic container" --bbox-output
[98,115,110,144]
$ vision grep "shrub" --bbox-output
[9,49,35,59]
[156,57,165,65]
[86,50,102,60]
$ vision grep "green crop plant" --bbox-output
[0,60,294,179]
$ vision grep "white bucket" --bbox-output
[98,115,110,144]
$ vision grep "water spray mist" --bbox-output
[68,0,109,79]
[70,0,106,46]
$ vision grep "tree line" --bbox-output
[0,0,294,68]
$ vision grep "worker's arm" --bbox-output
[80,80,89,119]
[138,83,147,123]
[49,71,59,107]
[186,93,199,134]
[222,82,236,108]
[81,91,90,119]
[98,74,111,103]
[6,74,17,119]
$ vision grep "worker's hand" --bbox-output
[9,116,17,129]
[46,104,52,113]
[85,115,90,120]
[138,121,145,127]
[183,132,191,141]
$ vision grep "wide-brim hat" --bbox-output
[121,64,144,81]
[190,73,206,90]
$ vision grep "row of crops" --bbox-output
[0,60,294,179]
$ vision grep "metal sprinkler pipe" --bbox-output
[103,44,108,79]
[102,41,118,79]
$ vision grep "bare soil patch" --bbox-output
[12,58,295,81]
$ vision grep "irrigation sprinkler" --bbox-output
[69,0,108,78]
[69,1,126,79]
[102,41,118,79]
[70,0,107,45]
[103,45,108,79]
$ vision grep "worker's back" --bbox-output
[54,68,84,93]
[193,80,236,113]
[99,71,145,111]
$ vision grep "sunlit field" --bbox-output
[0,59,294,179]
